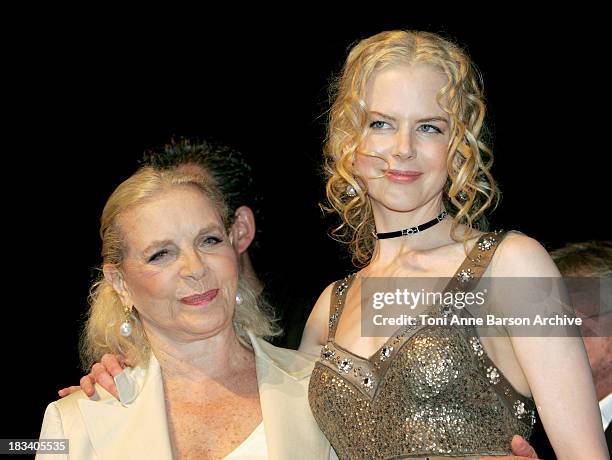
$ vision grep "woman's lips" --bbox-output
[180,289,219,306]
[385,169,423,183]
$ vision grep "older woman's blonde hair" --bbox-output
[80,167,280,370]
[324,30,500,266]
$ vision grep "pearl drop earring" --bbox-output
[119,305,133,337]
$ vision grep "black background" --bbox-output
[4,11,606,457]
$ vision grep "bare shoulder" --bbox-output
[298,281,336,355]
[490,231,561,277]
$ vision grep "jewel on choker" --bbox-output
[375,211,447,240]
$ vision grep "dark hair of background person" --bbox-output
[140,137,265,268]
[551,241,612,277]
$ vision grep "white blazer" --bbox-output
[37,331,338,460]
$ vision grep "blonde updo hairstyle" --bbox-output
[80,167,280,370]
[324,30,500,266]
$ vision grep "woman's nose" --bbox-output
[179,250,206,281]
[392,128,416,159]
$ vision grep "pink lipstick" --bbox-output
[385,169,423,183]
[180,289,219,306]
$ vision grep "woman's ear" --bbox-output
[103,264,132,306]
[230,206,256,255]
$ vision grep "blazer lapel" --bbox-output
[249,331,334,460]
[78,354,174,459]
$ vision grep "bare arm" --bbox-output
[494,234,608,459]
[299,282,335,355]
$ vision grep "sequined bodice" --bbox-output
[308,232,536,459]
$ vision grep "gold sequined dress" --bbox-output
[308,232,536,459]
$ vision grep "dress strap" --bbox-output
[454,230,537,426]
[327,273,357,341]
[446,230,509,291]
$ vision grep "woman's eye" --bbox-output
[148,249,169,262]
[417,124,442,134]
[199,236,222,247]
[369,120,390,129]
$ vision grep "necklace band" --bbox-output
[375,211,447,240]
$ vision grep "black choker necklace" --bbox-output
[375,211,447,240]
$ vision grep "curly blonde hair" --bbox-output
[80,167,280,370]
[323,30,500,266]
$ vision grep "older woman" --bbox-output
[37,167,334,459]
